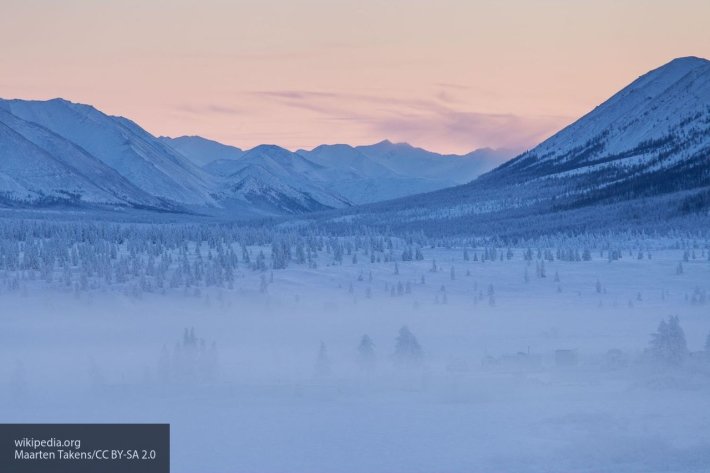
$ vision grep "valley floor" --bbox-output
[1,246,709,472]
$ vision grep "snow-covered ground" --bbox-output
[1,243,709,472]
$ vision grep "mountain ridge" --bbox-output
[1,56,706,228]
[0,98,507,216]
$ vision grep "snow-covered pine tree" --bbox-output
[393,326,423,368]
[358,335,376,370]
[648,316,688,365]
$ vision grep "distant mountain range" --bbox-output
[312,56,710,236]
[0,98,510,216]
[159,135,510,206]
[2,56,708,233]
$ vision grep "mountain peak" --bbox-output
[248,144,290,154]
[631,56,710,94]
[372,139,395,147]
[663,56,709,68]
[311,143,354,152]
[368,139,422,152]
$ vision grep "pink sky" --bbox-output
[2,0,709,154]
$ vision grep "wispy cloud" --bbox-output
[250,88,570,152]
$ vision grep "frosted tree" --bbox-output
[676,262,684,275]
[415,248,424,261]
[648,316,688,365]
[440,285,448,304]
[358,335,376,370]
[393,326,423,368]
[537,260,546,278]
[487,283,495,306]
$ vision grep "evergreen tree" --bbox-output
[415,247,424,261]
[358,335,376,370]
[648,316,688,365]
[393,326,423,367]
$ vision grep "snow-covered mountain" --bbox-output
[356,140,513,184]
[0,99,217,207]
[316,57,710,236]
[159,135,244,167]
[197,140,509,206]
[177,138,508,206]
[0,100,338,215]
[493,56,710,201]
[0,105,170,209]
[0,97,508,215]
[297,143,480,204]
[206,145,351,213]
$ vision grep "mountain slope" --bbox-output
[206,145,351,212]
[296,142,514,204]
[0,108,168,208]
[495,56,710,196]
[0,99,216,206]
[297,144,459,203]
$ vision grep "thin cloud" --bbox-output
[368,110,569,152]
[251,88,571,152]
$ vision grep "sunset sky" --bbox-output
[2,0,709,154]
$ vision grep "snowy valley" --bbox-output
[0,219,708,472]
[0,55,709,473]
